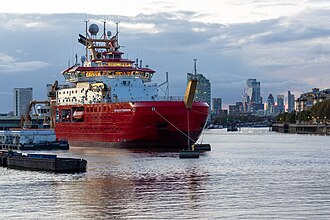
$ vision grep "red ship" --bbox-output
[53,22,209,148]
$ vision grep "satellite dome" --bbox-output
[107,31,112,37]
[81,55,86,63]
[89,24,99,35]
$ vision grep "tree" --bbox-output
[325,100,330,119]
[276,112,287,122]
[311,99,330,119]
[297,110,311,122]
[285,111,296,123]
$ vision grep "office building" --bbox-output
[267,93,275,113]
[246,79,261,104]
[212,98,222,116]
[236,102,244,113]
[287,90,295,112]
[243,78,262,113]
[13,88,33,116]
[242,92,250,112]
[277,95,285,114]
[219,109,228,116]
[229,104,239,116]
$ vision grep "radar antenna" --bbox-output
[115,20,120,50]
[193,58,197,75]
[102,20,106,40]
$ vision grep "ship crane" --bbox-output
[21,100,51,128]
[21,80,59,128]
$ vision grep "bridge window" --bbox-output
[61,109,71,122]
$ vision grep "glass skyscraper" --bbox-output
[288,90,295,112]
[244,78,262,112]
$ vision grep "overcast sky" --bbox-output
[1,0,330,112]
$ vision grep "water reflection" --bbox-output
[1,128,329,219]
[55,145,210,219]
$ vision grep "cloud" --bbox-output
[0,52,48,73]
[0,9,329,112]
[0,91,12,95]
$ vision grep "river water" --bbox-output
[1,128,329,219]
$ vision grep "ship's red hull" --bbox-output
[54,101,209,148]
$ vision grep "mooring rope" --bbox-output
[153,108,196,143]
[199,113,209,144]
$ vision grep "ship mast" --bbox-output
[193,58,197,76]
[103,20,106,40]
[114,20,120,51]
[85,20,89,62]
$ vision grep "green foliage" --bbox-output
[285,111,296,123]
[297,110,311,122]
[310,99,330,120]
[276,112,287,122]
[214,100,330,125]
[276,112,296,123]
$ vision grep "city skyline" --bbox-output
[1,1,330,112]
[5,81,307,114]
[221,78,302,112]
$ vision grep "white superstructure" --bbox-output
[57,76,159,105]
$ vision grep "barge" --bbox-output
[0,129,69,150]
[6,152,86,173]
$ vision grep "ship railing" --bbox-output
[112,96,184,103]
[145,83,158,87]
[56,96,191,105]
[158,96,184,101]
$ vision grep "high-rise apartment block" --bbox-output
[296,88,330,112]
[187,73,211,108]
[13,88,33,116]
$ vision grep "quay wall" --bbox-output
[272,123,330,135]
